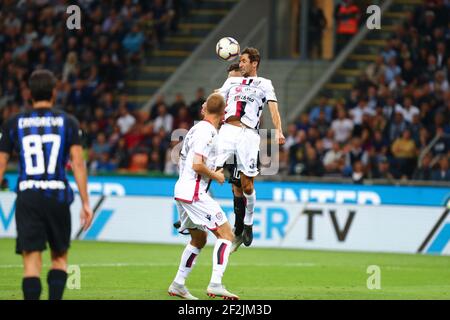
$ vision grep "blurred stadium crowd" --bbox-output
[0,0,195,175]
[0,0,448,182]
[284,0,450,182]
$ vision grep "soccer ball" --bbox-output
[216,37,240,61]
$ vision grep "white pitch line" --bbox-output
[0,262,316,269]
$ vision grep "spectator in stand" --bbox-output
[350,96,374,136]
[391,129,418,178]
[124,124,145,150]
[380,39,397,63]
[322,128,335,150]
[154,103,173,134]
[151,0,171,45]
[150,95,167,120]
[401,59,418,84]
[122,24,145,64]
[351,160,365,184]
[295,112,310,132]
[62,51,78,83]
[412,153,433,181]
[315,110,330,137]
[388,110,408,143]
[164,140,179,175]
[323,141,345,176]
[173,106,193,130]
[67,79,90,116]
[309,96,333,124]
[383,95,399,122]
[91,152,118,173]
[366,55,387,84]
[283,123,298,152]
[425,54,439,81]
[169,92,187,116]
[128,152,149,173]
[289,130,308,175]
[112,138,131,170]
[430,70,449,94]
[302,145,325,177]
[371,156,394,180]
[334,0,360,54]
[389,74,407,100]
[345,137,369,176]
[188,88,206,120]
[308,0,327,59]
[117,105,136,135]
[331,108,354,144]
[372,105,387,132]
[385,57,402,83]
[91,132,111,156]
[431,127,450,156]
[148,150,163,172]
[409,113,423,146]
[399,96,420,123]
[435,42,447,69]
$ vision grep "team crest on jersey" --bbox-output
[206,214,212,221]
[216,212,223,221]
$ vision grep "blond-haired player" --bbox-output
[168,93,239,300]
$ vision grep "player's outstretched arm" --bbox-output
[192,154,225,184]
[268,101,286,145]
[0,152,9,184]
[70,145,93,231]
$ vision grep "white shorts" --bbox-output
[215,123,260,177]
[176,192,228,233]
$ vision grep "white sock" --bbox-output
[174,244,201,285]
[243,190,256,225]
[210,239,232,285]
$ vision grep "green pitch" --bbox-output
[1,238,450,300]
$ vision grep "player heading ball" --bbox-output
[216,47,285,251]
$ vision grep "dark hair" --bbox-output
[227,63,240,72]
[241,47,261,69]
[28,69,57,102]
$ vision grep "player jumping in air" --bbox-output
[219,63,248,251]
[0,70,93,300]
[216,47,286,251]
[168,93,239,300]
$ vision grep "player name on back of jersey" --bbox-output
[18,116,64,129]
[19,179,66,191]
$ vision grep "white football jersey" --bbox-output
[174,120,218,203]
[218,76,277,129]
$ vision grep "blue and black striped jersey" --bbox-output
[0,108,82,204]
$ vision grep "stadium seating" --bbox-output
[125,0,237,104]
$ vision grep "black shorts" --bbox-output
[15,191,71,255]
